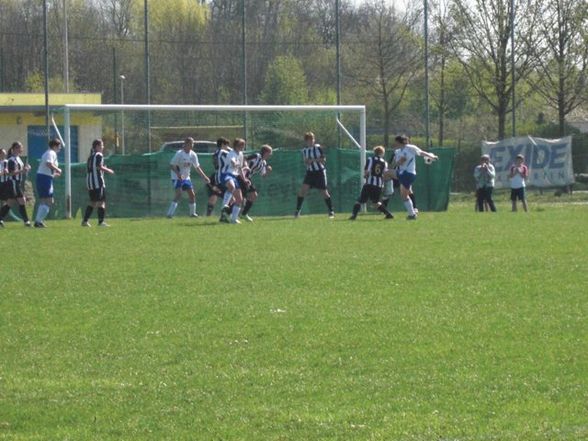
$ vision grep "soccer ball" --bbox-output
[424,157,434,165]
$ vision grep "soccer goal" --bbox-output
[52,104,366,219]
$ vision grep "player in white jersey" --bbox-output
[394,135,438,220]
[166,137,210,218]
[218,138,248,224]
[0,148,8,206]
[33,138,62,228]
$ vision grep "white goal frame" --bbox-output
[58,104,367,218]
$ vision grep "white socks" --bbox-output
[35,204,50,223]
[189,203,196,216]
[231,204,241,222]
[167,201,178,217]
[403,198,415,216]
[222,191,234,207]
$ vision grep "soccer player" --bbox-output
[240,144,273,222]
[0,142,32,227]
[393,135,438,220]
[349,145,394,220]
[33,138,62,227]
[166,137,210,219]
[217,138,248,224]
[81,139,114,227]
[294,132,334,218]
[0,148,8,211]
[509,153,528,212]
[206,137,230,216]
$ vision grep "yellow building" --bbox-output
[0,93,102,162]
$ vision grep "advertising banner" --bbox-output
[481,136,574,188]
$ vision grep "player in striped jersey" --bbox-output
[294,132,334,218]
[240,144,273,222]
[0,148,8,210]
[81,139,114,227]
[349,146,394,220]
[206,137,230,216]
[394,135,438,220]
[33,138,62,228]
[166,137,210,219]
[0,142,32,227]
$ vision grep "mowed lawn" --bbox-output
[1,202,587,440]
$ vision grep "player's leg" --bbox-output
[167,181,182,218]
[241,190,257,222]
[34,175,53,227]
[82,191,95,226]
[187,186,197,217]
[295,182,310,217]
[521,189,528,212]
[230,188,243,224]
[511,189,517,212]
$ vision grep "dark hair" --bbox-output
[184,137,194,144]
[49,138,61,149]
[9,141,22,155]
[395,135,409,144]
[92,139,103,150]
[216,137,229,148]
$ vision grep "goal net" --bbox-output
[48,104,366,219]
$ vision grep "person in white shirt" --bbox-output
[217,138,249,224]
[509,154,528,212]
[33,138,62,227]
[474,154,497,212]
[393,135,438,220]
[166,137,210,218]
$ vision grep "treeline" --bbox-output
[0,0,587,157]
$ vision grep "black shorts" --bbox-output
[511,187,526,201]
[303,170,328,190]
[89,188,106,202]
[5,181,24,199]
[206,173,223,197]
[0,182,8,200]
[358,184,382,204]
[237,176,252,193]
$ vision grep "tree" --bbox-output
[347,0,421,148]
[531,0,588,136]
[260,55,308,104]
[451,0,542,139]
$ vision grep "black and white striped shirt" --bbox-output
[302,144,325,172]
[7,156,25,184]
[0,159,8,184]
[365,156,388,188]
[212,148,221,171]
[87,151,105,190]
[246,153,267,177]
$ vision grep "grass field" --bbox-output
[1,201,587,440]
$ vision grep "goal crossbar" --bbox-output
[58,104,367,218]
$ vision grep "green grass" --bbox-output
[1,202,587,440]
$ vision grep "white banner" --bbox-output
[481,136,574,188]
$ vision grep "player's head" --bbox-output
[217,137,230,149]
[304,132,315,145]
[49,138,61,151]
[373,145,385,157]
[515,154,524,164]
[481,154,490,163]
[9,141,23,156]
[0,148,6,159]
[183,137,194,151]
[233,138,246,151]
[260,144,273,159]
[394,135,409,146]
[92,139,104,152]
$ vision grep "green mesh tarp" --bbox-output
[31,147,455,219]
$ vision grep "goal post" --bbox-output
[56,104,367,219]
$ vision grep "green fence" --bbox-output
[31,147,455,219]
